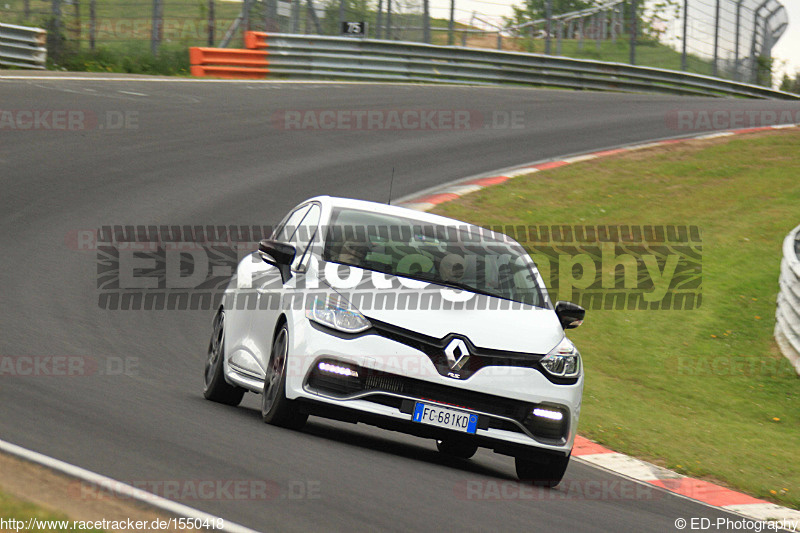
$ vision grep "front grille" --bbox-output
[306,359,570,443]
[367,317,546,381]
[307,361,529,421]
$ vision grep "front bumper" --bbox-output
[227,312,583,456]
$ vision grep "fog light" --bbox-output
[318,361,359,378]
[532,408,563,421]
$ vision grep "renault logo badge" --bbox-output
[444,338,470,371]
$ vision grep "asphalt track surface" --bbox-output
[2,76,800,532]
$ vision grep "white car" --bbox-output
[203,196,585,486]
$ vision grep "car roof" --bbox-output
[305,195,513,243]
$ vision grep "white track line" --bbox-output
[0,438,261,533]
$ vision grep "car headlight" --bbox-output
[540,337,581,378]
[306,294,371,333]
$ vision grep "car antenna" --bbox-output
[387,167,395,205]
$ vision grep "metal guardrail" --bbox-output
[0,22,47,69]
[775,224,800,376]
[249,33,799,99]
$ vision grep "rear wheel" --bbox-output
[261,325,307,430]
[203,310,245,406]
[436,439,478,459]
[515,452,570,487]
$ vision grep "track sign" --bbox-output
[341,21,366,36]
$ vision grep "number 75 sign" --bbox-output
[341,21,367,36]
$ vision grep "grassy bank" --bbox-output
[432,129,800,509]
[0,490,101,532]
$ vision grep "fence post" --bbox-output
[376,0,382,38]
[734,0,743,80]
[681,0,687,70]
[545,0,551,55]
[387,0,392,39]
[89,0,95,50]
[47,0,64,62]
[423,0,430,43]
[73,0,80,42]
[447,0,454,45]
[150,0,162,55]
[338,0,344,34]
[712,0,719,76]
[629,0,637,65]
[610,8,616,42]
[556,19,562,55]
[306,0,321,33]
[578,16,584,50]
[242,0,250,35]
[290,0,299,33]
[595,12,601,50]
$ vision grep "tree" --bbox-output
[507,0,594,30]
[779,71,800,95]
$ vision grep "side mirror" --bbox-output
[258,239,296,283]
[554,301,585,329]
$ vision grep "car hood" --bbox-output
[363,304,563,354]
[310,263,563,354]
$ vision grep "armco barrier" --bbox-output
[775,224,800,376]
[189,47,268,79]
[225,32,799,100]
[0,22,46,69]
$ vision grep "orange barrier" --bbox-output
[244,31,268,50]
[189,47,268,79]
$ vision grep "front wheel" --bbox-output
[203,310,246,406]
[261,325,307,430]
[515,452,570,487]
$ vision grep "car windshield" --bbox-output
[322,207,546,307]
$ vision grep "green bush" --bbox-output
[53,44,190,76]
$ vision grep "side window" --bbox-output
[274,205,311,243]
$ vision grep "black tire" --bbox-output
[261,325,308,430]
[436,439,478,459]
[515,452,570,487]
[203,310,246,406]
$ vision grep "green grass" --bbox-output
[431,31,714,77]
[0,489,103,532]
[432,130,800,509]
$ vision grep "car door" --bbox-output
[249,203,322,374]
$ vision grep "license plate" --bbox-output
[411,402,478,434]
